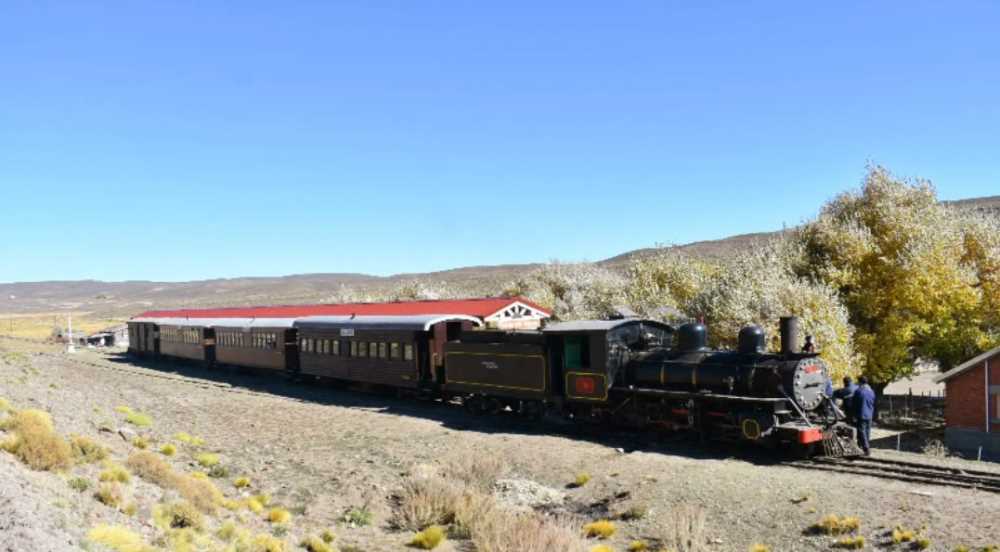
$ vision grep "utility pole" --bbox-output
[67,313,76,353]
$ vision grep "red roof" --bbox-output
[135,296,551,320]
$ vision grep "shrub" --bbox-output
[320,530,336,543]
[445,455,508,491]
[131,436,149,449]
[572,473,591,488]
[174,432,193,444]
[892,527,915,543]
[254,493,272,506]
[87,525,156,552]
[245,497,265,513]
[153,501,204,530]
[393,478,461,530]
[834,536,865,549]
[302,536,334,552]
[114,406,134,415]
[122,502,138,516]
[590,546,614,552]
[618,503,648,521]
[70,435,109,463]
[190,471,208,480]
[99,463,131,484]
[661,505,706,552]
[94,483,123,508]
[2,409,73,471]
[195,452,219,467]
[471,511,585,552]
[409,525,446,550]
[914,537,931,550]
[343,506,374,527]
[813,514,860,536]
[749,546,771,552]
[125,412,153,427]
[160,443,177,456]
[267,507,291,524]
[234,476,251,488]
[68,477,91,493]
[127,451,174,487]
[0,397,11,412]
[208,464,229,478]
[628,541,649,551]
[583,520,616,539]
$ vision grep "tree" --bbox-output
[793,165,1000,388]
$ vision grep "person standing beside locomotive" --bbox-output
[853,376,876,456]
[833,376,858,421]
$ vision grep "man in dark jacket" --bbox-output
[853,376,876,455]
[833,376,858,420]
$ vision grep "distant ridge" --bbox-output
[3,195,997,318]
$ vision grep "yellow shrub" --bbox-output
[125,411,153,427]
[131,436,150,449]
[87,525,156,552]
[70,435,109,463]
[127,451,174,487]
[573,473,591,487]
[813,514,860,535]
[267,507,291,524]
[590,546,615,552]
[628,542,648,551]
[254,493,271,506]
[153,501,204,530]
[99,463,131,484]
[0,397,11,412]
[95,483,123,508]
[320,530,336,543]
[114,406,134,415]
[174,474,224,513]
[160,443,177,456]
[122,502,138,516]
[234,476,251,488]
[409,525,446,550]
[252,533,286,552]
[914,537,931,550]
[174,432,193,444]
[2,409,73,471]
[749,545,771,552]
[190,471,208,480]
[834,536,865,549]
[301,536,334,552]
[195,453,219,467]
[583,520,616,539]
[245,497,264,513]
[892,527,915,543]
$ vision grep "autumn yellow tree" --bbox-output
[794,166,1000,389]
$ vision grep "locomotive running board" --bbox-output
[612,386,790,406]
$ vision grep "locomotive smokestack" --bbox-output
[779,316,799,355]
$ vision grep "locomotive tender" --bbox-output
[128,313,855,456]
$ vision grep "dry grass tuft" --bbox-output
[99,462,131,484]
[749,545,771,552]
[131,436,150,449]
[661,504,706,552]
[0,397,11,412]
[301,536,334,552]
[1,409,73,471]
[94,483,123,508]
[153,501,204,530]
[627,541,649,551]
[409,525,446,550]
[194,452,219,467]
[833,536,865,549]
[471,511,585,552]
[114,406,134,415]
[320,529,336,543]
[394,477,462,530]
[68,476,91,493]
[892,527,915,543]
[583,520,617,539]
[160,443,177,456]
[125,411,153,427]
[445,454,508,490]
[70,435,109,463]
[251,533,286,552]
[244,496,265,513]
[87,524,157,552]
[267,507,292,524]
[589,546,614,552]
[174,432,193,444]
[126,451,223,513]
[913,537,931,550]
[127,451,174,486]
[572,473,592,488]
[813,514,861,536]
[234,476,251,488]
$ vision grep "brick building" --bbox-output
[934,346,1000,459]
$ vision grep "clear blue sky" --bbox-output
[2,1,998,283]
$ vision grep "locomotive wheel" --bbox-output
[464,395,486,415]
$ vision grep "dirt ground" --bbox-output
[0,337,998,551]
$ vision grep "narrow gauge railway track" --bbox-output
[792,455,1000,494]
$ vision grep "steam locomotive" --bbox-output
[128,314,857,457]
